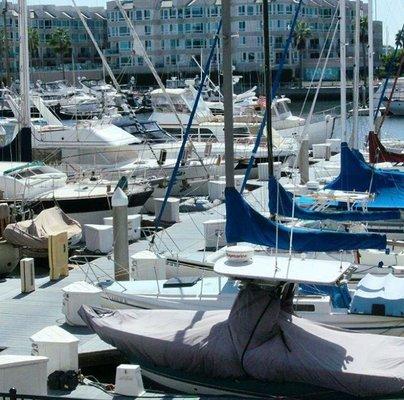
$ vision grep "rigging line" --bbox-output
[297,6,339,119]
[374,23,404,121]
[240,0,304,194]
[288,19,340,254]
[113,0,208,173]
[151,20,223,243]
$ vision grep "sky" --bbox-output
[26,0,404,47]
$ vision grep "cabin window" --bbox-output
[294,304,315,312]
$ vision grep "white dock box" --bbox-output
[208,180,226,201]
[130,250,166,280]
[203,219,226,249]
[30,326,79,374]
[154,198,180,223]
[312,143,331,160]
[326,138,342,154]
[62,281,102,326]
[103,214,141,241]
[257,161,282,181]
[84,224,113,253]
[115,364,145,397]
[0,355,48,396]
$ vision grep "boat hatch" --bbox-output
[163,276,201,288]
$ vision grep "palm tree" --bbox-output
[395,28,404,48]
[293,21,311,88]
[28,28,40,68]
[359,16,368,102]
[47,28,71,80]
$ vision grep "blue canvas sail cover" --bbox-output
[298,283,351,309]
[325,142,404,210]
[225,187,386,252]
[268,176,400,221]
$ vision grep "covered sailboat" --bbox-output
[226,186,387,252]
[325,142,404,210]
[267,175,400,221]
[78,1,404,397]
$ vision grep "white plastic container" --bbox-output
[115,364,145,397]
[312,143,331,160]
[84,224,113,253]
[208,180,226,201]
[62,281,102,326]
[30,326,79,374]
[203,219,226,249]
[130,250,166,280]
[103,214,141,241]
[326,138,342,154]
[20,258,35,293]
[226,245,255,263]
[154,198,180,223]
[257,161,282,181]
[0,355,48,396]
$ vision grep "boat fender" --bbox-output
[325,114,332,123]
[378,261,384,268]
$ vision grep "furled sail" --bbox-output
[368,131,404,164]
[268,176,400,221]
[225,187,386,252]
[325,142,404,210]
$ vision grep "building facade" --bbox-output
[0,2,107,78]
[105,0,384,80]
[0,0,383,83]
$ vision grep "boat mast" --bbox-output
[340,0,347,143]
[72,0,121,91]
[367,0,374,133]
[351,0,360,149]
[222,0,234,188]
[2,1,11,86]
[263,0,273,176]
[18,0,32,161]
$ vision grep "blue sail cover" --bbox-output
[268,176,400,221]
[298,283,351,309]
[325,143,404,210]
[225,187,386,252]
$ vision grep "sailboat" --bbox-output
[79,1,404,397]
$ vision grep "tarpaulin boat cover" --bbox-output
[3,207,81,250]
[325,142,404,210]
[268,176,400,221]
[79,284,404,397]
[225,187,386,252]
[369,131,404,164]
[350,273,404,318]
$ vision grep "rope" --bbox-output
[240,0,304,193]
[152,20,223,241]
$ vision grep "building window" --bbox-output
[145,25,151,35]
[239,21,245,32]
[239,36,246,46]
[238,5,245,16]
[247,5,254,16]
[144,10,150,20]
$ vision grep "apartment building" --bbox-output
[105,0,383,80]
[0,2,107,76]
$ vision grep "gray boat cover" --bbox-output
[79,284,404,397]
[3,207,81,250]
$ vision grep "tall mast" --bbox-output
[340,0,347,143]
[222,0,234,188]
[2,1,11,85]
[367,0,374,132]
[263,0,273,176]
[352,0,360,149]
[18,0,32,161]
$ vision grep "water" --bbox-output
[291,99,404,144]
